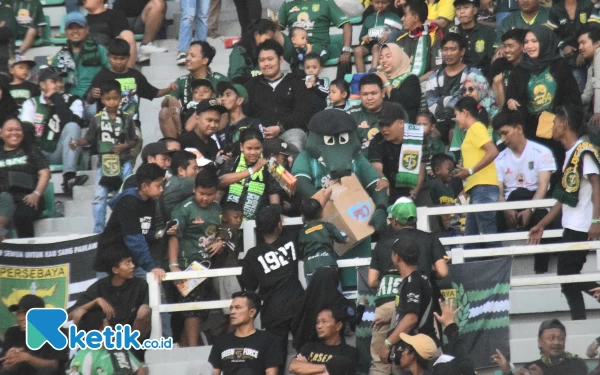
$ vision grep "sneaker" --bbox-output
[137,53,150,63]
[140,42,167,54]
[176,52,186,66]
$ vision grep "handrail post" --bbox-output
[242,220,257,254]
[416,207,431,233]
[147,272,162,341]
[597,249,600,272]
[451,247,465,264]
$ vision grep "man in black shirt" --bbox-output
[209,291,283,375]
[288,306,360,374]
[379,238,437,365]
[217,81,264,151]
[368,197,447,375]
[488,28,525,108]
[69,247,151,339]
[241,205,305,369]
[1,295,69,375]
[368,103,428,204]
[95,163,168,283]
[179,99,225,161]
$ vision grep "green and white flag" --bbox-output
[396,124,424,189]
[437,258,512,369]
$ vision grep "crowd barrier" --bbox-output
[148,198,600,340]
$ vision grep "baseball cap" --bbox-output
[195,98,227,115]
[38,66,67,82]
[65,11,87,27]
[263,138,291,156]
[8,294,45,313]
[454,0,480,6]
[378,102,408,126]
[400,333,438,361]
[191,78,214,92]
[10,55,36,68]
[217,81,249,102]
[387,197,417,224]
[141,142,174,161]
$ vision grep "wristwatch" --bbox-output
[342,46,353,54]
[468,168,474,176]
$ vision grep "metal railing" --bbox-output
[147,199,600,340]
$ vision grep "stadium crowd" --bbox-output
[4,0,600,372]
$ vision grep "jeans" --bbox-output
[178,0,210,52]
[134,266,173,338]
[465,184,501,248]
[65,0,79,13]
[495,12,511,28]
[233,0,261,39]
[572,65,588,94]
[41,122,81,173]
[83,103,97,123]
[93,161,134,234]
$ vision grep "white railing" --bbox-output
[147,199,600,340]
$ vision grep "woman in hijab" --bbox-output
[375,43,421,122]
[505,25,582,185]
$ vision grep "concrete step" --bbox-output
[34,216,93,236]
[63,199,92,217]
[72,185,95,201]
[44,5,67,29]
[509,286,600,315]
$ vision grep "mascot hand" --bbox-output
[369,209,388,234]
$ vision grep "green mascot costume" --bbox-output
[292,109,389,286]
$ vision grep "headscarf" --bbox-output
[463,73,499,120]
[381,43,412,80]
[520,25,561,75]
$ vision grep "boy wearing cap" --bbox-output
[181,78,218,133]
[20,66,88,196]
[379,239,437,366]
[2,295,69,375]
[51,12,110,102]
[9,58,39,111]
[179,99,226,161]
[451,0,496,75]
[120,141,174,191]
[11,0,46,56]
[217,81,263,150]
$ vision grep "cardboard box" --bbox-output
[312,174,375,257]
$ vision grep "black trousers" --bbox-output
[13,195,44,238]
[559,228,600,320]
[263,317,293,374]
[233,0,262,39]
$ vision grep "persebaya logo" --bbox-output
[26,308,68,350]
[563,166,580,193]
[402,151,419,170]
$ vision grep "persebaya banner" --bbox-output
[0,235,99,337]
[438,257,512,369]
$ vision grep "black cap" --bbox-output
[38,66,67,82]
[378,102,408,126]
[191,78,214,92]
[8,294,45,313]
[141,141,174,161]
[264,138,292,156]
[308,109,357,135]
[454,0,480,7]
[195,99,227,115]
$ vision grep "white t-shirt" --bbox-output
[496,140,556,199]
[562,141,600,232]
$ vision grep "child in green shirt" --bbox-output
[298,189,348,284]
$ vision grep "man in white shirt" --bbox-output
[529,105,600,320]
[493,110,556,273]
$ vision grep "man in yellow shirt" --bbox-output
[427,0,455,29]
[452,96,500,245]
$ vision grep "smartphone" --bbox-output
[449,167,462,175]
[165,219,179,232]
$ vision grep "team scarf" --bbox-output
[54,38,102,87]
[396,123,424,189]
[227,154,266,220]
[540,352,580,367]
[409,24,436,77]
[390,73,411,89]
[108,349,134,375]
[98,109,126,191]
[553,142,600,207]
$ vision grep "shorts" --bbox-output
[0,192,15,219]
[127,16,145,34]
[176,279,215,319]
[214,275,241,314]
[359,40,379,54]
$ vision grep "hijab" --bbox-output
[520,25,562,75]
[463,73,499,120]
[382,43,412,80]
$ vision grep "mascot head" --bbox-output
[306,109,361,180]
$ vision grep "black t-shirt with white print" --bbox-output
[208,330,283,375]
[394,270,436,343]
[240,236,305,325]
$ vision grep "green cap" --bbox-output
[217,81,249,102]
[387,197,417,224]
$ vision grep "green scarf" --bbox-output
[227,154,266,220]
[98,109,126,191]
[396,123,424,189]
[553,141,600,207]
[390,73,411,89]
[108,350,134,375]
[540,352,579,366]
[410,24,434,77]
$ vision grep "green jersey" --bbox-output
[228,45,261,80]
[359,11,402,41]
[162,175,195,219]
[347,104,381,154]
[11,0,45,38]
[278,0,349,50]
[173,70,228,109]
[451,22,497,71]
[497,8,550,44]
[171,197,222,268]
[526,66,556,114]
[547,0,593,49]
[69,348,141,374]
[299,220,347,275]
